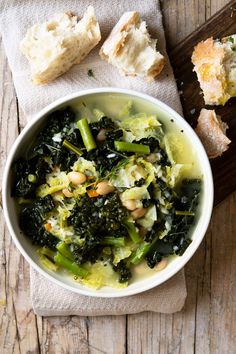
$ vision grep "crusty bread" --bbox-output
[195,109,231,158]
[20,6,101,84]
[192,35,236,105]
[99,11,165,81]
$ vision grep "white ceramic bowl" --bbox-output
[2,88,214,297]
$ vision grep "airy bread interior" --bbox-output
[192,35,236,105]
[20,6,101,84]
[100,11,165,81]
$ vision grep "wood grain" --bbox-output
[0,37,40,354]
[168,0,236,205]
[1,1,236,354]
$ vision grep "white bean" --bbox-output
[96,129,106,142]
[146,153,158,163]
[155,258,168,271]
[122,199,137,211]
[62,188,73,198]
[67,171,87,185]
[96,180,115,195]
[131,208,147,220]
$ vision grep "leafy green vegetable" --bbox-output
[113,260,132,283]
[81,261,128,289]
[13,101,202,288]
[137,205,157,230]
[20,196,59,249]
[123,220,142,243]
[112,244,133,266]
[72,157,98,177]
[67,193,128,264]
[119,114,163,142]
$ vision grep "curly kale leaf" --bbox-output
[145,178,201,268]
[68,193,128,264]
[12,156,50,198]
[12,158,35,198]
[113,260,132,283]
[85,117,126,175]
[90,116,116,135]
[146,239,173,268]
[19,196,58,249]
[31,106,81,171]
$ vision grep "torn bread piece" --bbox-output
[20,6,101,84]
[192,35,236,105]
[195,109,231,158]
[99,11,165,81]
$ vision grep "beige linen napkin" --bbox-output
[0,0,187,315]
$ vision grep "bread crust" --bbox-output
[99,11,165,81]
[100,11,140,59]
[195,108,231,158]
[20,6,101,84]
[192,38,229,105]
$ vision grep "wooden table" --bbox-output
[1,1,235,353]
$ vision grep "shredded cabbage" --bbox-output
[112,245,133,266]
[137,205,157,230]
[166,164,191,187]
[72,157,98,177]
[36,171,69,197]
[163,133,185,164]
[118,100,134,119]
[80,262,128,289]
[111,157,156,188]
[120,185,150,203]
[119,113,163,141]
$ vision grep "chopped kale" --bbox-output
[31,106,80,171]
[19,196,58,249]
[145,178,201,268]
[113,260,132,283]
[134,178,145,187]
[68,193,128,264]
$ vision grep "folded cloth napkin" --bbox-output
[0,0,187,316]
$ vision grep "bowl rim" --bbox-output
[2,87,214,297]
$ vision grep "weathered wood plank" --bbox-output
[87,316,126,354]
[1,2,236,354]
[169,0,236,206]
[127,2,231,354]
[39,316,89,354]
[207,193,236,354]
[160,0,208,50]
[0,37,40,354]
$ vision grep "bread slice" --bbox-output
[192,35,236,105]
[99,11,165,81]
[20,6,101,84]
[195,109,231,158]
